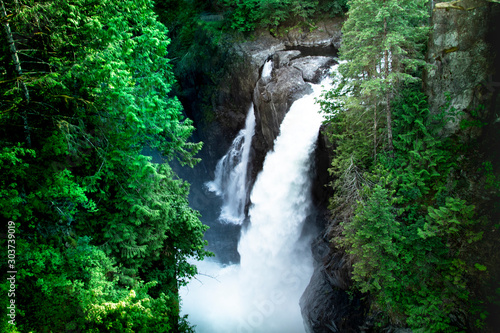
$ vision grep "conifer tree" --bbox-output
[338,0,429,151]
[0,0,209,330]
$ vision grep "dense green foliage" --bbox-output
[325,85,499,332]
[1,0,497,331]
[3,237,178,332]
[221,0,348,32]
[322,0,500,331]
[0,0,209,331]
[335,89,489,331]
[156,0,348,39]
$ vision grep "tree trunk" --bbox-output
[385,86,393,152]
[374,103,377,163]
[383,15,394,152]
[1,0,31,147]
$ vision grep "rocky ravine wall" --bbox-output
[302,2,500,332]
[304,2,500,332]
[425,0,500,133]
[426,3,500,330]
[176,19,343,177]
[301,2,500,332]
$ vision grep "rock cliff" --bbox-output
[425,0,500,134]
[176,19,343,183]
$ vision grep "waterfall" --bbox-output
[235,77,327,332]
[206,104,256,224]
[261,59,273,79]
[182,66,336,333]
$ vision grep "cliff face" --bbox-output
[176,19,344,180]
[425,0,500,133]
[426,3,500,331]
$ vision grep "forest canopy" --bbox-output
[0,0,209,331]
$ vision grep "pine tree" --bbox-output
[338,0,429,151]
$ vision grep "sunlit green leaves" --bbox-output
[1,0,209,331]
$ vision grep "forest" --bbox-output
[1,0,499,332]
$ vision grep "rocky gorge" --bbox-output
[172,2,500,331]
[172,17,372,332]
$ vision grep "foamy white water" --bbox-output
[261,59,273,79]
[182,67,336,333]
[206,104,256,224]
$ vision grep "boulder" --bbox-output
[253,65,312,152]
[274,50,302,68]
[291,56,338,83]
[300,235,367,333]
[282,18,345,49]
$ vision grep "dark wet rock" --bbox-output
[301,129,368,333]
[250,55,337,176]
[274,50,302,68]
[301,234,367,333]
[291,56,338,83]
[253,66,312,152]
[311,127,334,208]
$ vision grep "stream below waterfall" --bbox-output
[181,64,336,333]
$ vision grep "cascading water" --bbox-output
[261,59,273,79]
[206,104,256,224]
[182,64,336,333]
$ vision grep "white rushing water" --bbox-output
[261,59,273,79]
[182,67,335,333]
[206,104,256,224]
